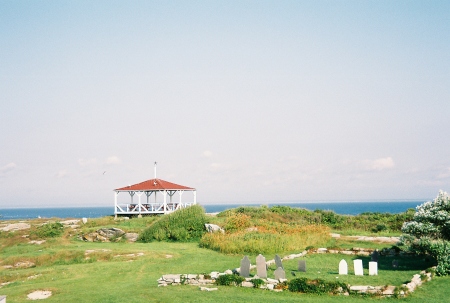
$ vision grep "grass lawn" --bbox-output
[0,214,448,303]
[0,240,448,303]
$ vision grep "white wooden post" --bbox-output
[114,191,118,218]
[129,191,135,209]
[137,192,143,217]
[163,190,167,214]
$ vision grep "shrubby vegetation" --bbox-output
[199,204,416,254]
[32,222,64,238]
[139,205,207,242]
[288,277,349,294]
[200,224,330,254]
[217,205,414,233]
[215,274,245,286]
[402,191,450,276]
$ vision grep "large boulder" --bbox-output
[125,233,139,242]
[205,224,224,233]
[82,228,125,242]
[97,228,125,238]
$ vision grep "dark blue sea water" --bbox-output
[0,201,424,220]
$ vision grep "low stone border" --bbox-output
[158,273,287,292]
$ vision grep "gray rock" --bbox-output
[125,233,139,242]
[204,224,224,233]
[97,228,125,238]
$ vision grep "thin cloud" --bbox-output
[105,156,121,165]
[437,167,450,179]
[78,158,98,167]
[366,157,395,171]
[55,170,68,178]
[0,162,17,173]
[202,150,213,158]
[209,162,223,171]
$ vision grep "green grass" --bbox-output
[0,240,445,302]
[1,214,449,302]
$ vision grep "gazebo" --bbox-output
[114,178,197,217]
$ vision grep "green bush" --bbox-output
[32,222,64,238]
[215,274,245,286]
[402,191,450,275]
[138,205,207,242]
[250,278,265,288]
[288,278,348,294]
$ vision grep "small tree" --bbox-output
[401,191,450,275]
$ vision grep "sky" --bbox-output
[1,1,449,207]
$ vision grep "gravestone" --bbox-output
[298,260,306,272]
[369,261,378,276]
[274,254,284,269]
[392,260,399,268]
[240,256,251,277]
[353,259,363,276]
[371,250,379,262]
[339,259,348,275]
[256,254,267,278]
[274,267,286,280]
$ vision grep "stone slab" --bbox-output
[354,259,364,276]
[339,259,348,275]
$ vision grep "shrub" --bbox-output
[288,278,348,294]
[200,224,330,254]
[32,222,64,238]
[138,205,207,242]
[401,191,450,275]
[250,278,265,288]
[215,274,245,286]
[224,213,251,231]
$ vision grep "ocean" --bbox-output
[0,200,424,220]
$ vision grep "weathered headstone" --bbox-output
[240,256,251,277]
[392,260,399,268]
[274,254,284,269]
[369,261,378,276]
[353,259,363,276]
[371,250,379,262]
[339,259,348,275]
[274,267,285,280]
[256,254,267,278]
[298,260,306,272]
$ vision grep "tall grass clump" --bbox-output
[138,205,207,242]
[31,222,64,238]
[200,224,330,254]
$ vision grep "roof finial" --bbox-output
[154,161,157,179]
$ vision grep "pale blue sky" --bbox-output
[1,1,449,207]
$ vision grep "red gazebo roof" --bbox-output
[115,178,195,191]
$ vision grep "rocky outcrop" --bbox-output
[205,224,224,233]
[82,228,125,242]
[124,233,139,242]
[0,223,30,232]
